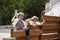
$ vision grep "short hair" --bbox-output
[17,12,24,18]
[32,16,38,20]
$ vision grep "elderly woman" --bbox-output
[12,12,30,40]
[12,12,27,30]
[26,16,45,26]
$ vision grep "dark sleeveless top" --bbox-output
[15,20,24,30]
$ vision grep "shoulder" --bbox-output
[22,20,26,24]
[22,20,27,25]
[36,22,41,25]
[13,18,19,24]
[14,18,19,21]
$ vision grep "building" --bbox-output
[45,0,60,17]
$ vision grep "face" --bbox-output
[33,18,37,22]
[18,15,24,20]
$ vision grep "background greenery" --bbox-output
[0,0,49,25]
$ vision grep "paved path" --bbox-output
[0,25,12,40]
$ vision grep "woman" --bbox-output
[26,16,45,26]
[12,12,30,40]
[12,12,27,30]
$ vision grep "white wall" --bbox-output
[50,0,60,6]
[45,1,60,17]
[45,0,60,9]
[51,4,60,17]
[45,3,51,9]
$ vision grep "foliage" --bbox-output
[0,0,49,25]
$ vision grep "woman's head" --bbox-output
[17,12,24,20]
[31,16,38,22]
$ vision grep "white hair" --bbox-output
[32,16,38,19]
[15,12,24,18]
[18,12,24,15]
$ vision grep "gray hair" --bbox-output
[16,12,24,18]
[32,16,38,20]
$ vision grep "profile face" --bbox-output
[19,15,24,20]
[33,18,38,22]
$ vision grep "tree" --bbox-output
[0,0,15,25]
[14,0,49,18]
[0,0,49,25]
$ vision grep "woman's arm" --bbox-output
[12,10,18,22]
[25,18,32,23]
[40,16,45,25]
[11,16,16,22]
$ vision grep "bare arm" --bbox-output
[11,16,16,22]
[11,10,18,22]
[25,18,32,23]
[40,16,45,25]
